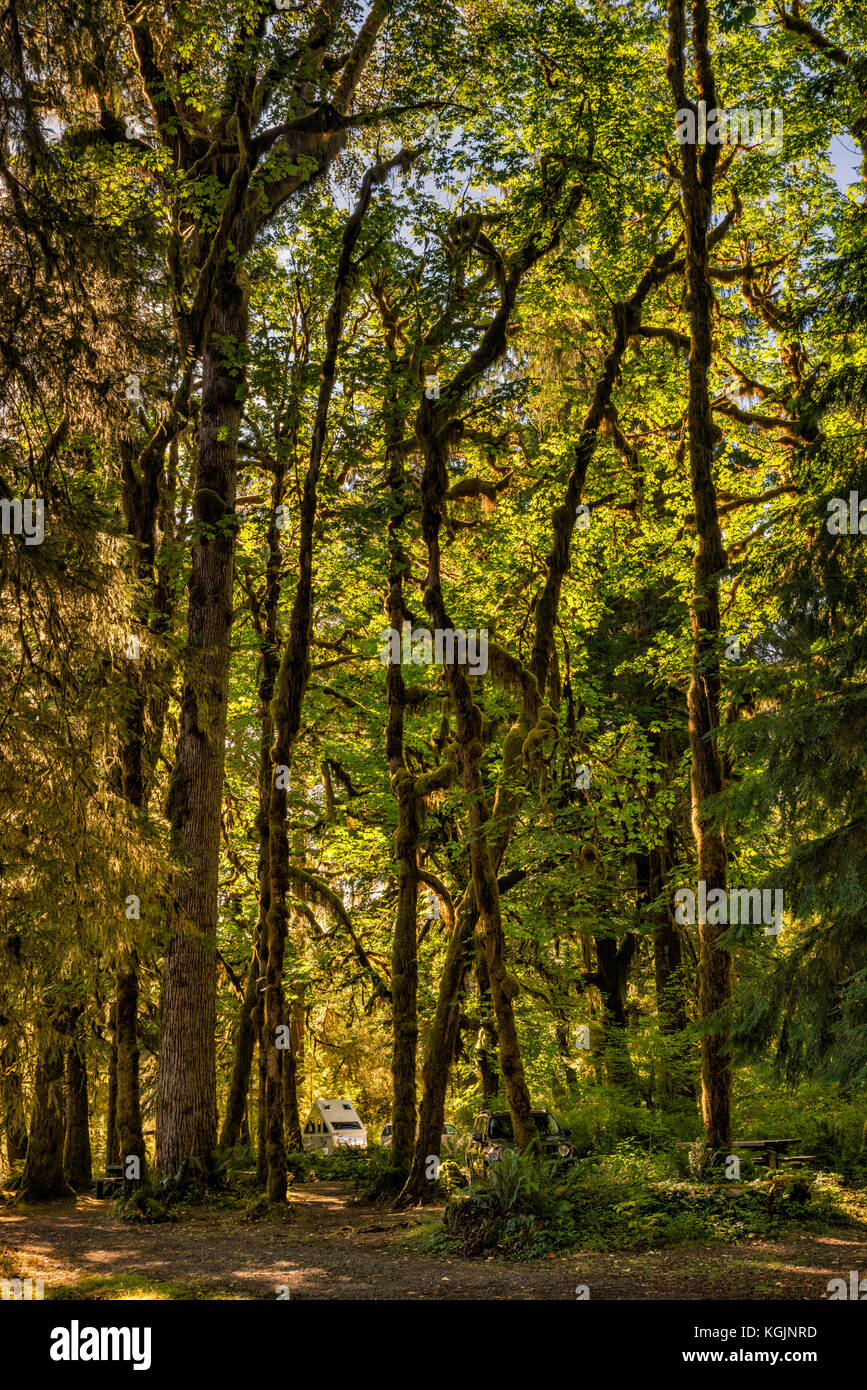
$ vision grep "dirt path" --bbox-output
[2,1183,865,1300]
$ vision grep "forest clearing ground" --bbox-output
[2,1181,866,1301]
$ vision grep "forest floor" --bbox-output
[2,1181,866,1300]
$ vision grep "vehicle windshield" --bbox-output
[331,1121,363,1131]
[488,1111,560,1140]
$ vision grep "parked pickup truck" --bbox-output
[468,1108,576,1174]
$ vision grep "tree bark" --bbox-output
[0,1020,28,1167]
[399,887,477,1204]
[157,269,249,1177]
[222,459,284,1159]
[388,767,421,1170]
[667,0,732,1150]
[116,955,145,1190]
[474,948,500,1100]
[106,1003,119,1170]
[592,934,640,1097]
[381,338,423,1172]
[418,401,537,1151]
[20,1012,70,1200]
[553,1020,579,1096]
[281,1031,304,1153]
[255,629,277,1185]
[219,949,260,1151]
[63,1020,92,1191]
[115,425,172,1191]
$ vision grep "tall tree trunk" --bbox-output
[650,849,685,1033]
[157,270,249,1177]
[474,948,500,1100]
[430,234,680,1154]
[264,154,405,1201]
[475,1034,500,1102]
[255,655,275,1187]
[399,888,477,1204]
[256,1027,268,1183]
[113,960,145,1188]
[221,463,284,1157]
[115,427,171,1190]
[256,871,269,1183]
[389,772,421,1170]
[219,950,260,1151]
[63,1020,92,1191]
[667,0,732,1151]
[591,934,640,1097]
[106,1003,119,1170]
[20,1012,70,1200]
[281,1033,303,1153]
[116,955,145,1190]
[1,945,28,1169]
[553,1020,579,1096]
[418,402,536,1150]
[382,350,422,1172]
[0,1021,28,1166]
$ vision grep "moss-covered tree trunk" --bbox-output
[382,348,422,1173]
[20,1012,70,1200]
[399,888,477,1204]
[63,1017,92,1191]
[417,402,537,1151]
[265,153,408,1202]
[220,469,283,1156]
[667,0,732,1151]
[553,1020,579,1096]
[0,1019,28,1167]
[220,950,260,1153]
[281,1030,304,1154]
[157,269,249,1177]
[388,779,421,1172]
[105,1003,119,1171]
[116,955,145,1192]
[255,699,274,1184]
[474,947,500,1100]
[115,424,173,1190]
[454,707,533,1148]
[591,934,640,1097]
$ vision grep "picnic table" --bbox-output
[94,1163,124,1199]
[730,1139,801,1170]
[676,1139,804,1170]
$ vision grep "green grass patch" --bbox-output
[46,1272,230,1301]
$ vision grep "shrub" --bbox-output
[432,1147,847,1259]
[114,1185,177,1224]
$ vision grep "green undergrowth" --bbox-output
[285,1146,373,1183]
[545,1075,867,1176]
[431,1145,856,1260]
[110,1144,395,1219]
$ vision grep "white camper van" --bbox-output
[302,1098,368,1154]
